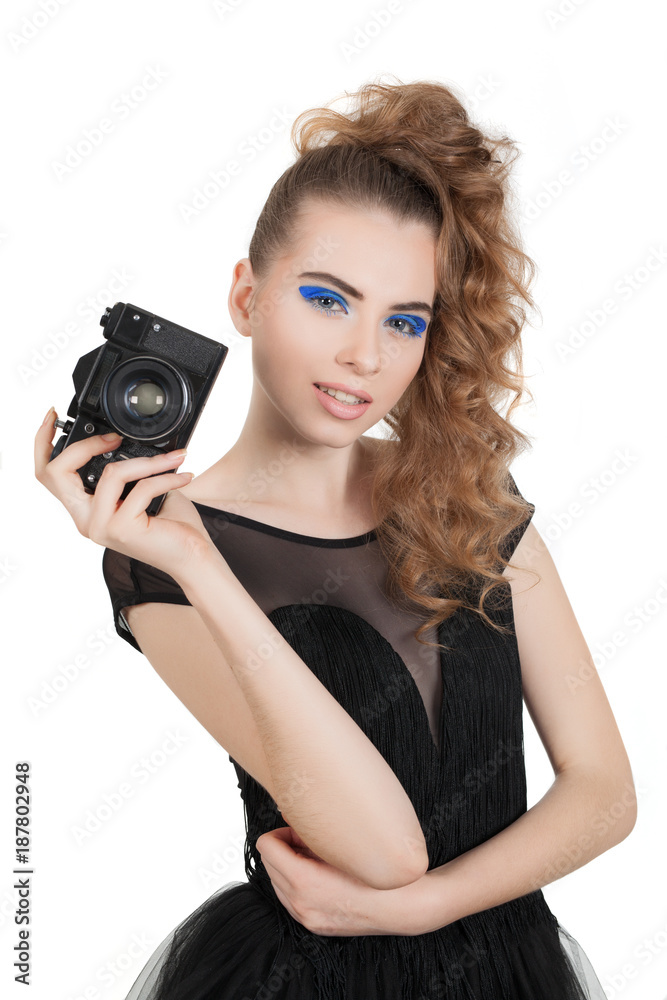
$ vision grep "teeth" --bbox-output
[316,384,366,405]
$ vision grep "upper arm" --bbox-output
[504,523,636,826]
[124,601,278,804]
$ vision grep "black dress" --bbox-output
[101,475,607,999]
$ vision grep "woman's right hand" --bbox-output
[34,406,214,580]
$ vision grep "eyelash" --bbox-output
[298,286,426,339]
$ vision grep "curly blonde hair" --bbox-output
[247,75,540,649]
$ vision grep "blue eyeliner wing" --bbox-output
[298,285,345,303]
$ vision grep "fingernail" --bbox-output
[41,406,54,426]
[102,432,122,441]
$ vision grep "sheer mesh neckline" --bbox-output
[191,501,378,548]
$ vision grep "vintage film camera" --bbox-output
[50,301,228,516]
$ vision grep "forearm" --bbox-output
[370,767,637,935]
[177,544,428,890]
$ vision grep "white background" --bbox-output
[2,1,665,998]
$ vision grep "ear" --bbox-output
[227,257,256,339]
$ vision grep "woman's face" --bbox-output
[230,198,437,446]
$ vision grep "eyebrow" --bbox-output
[297,271,433,317]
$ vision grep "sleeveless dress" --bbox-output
[101,474,608,1000]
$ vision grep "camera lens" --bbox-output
[126,379,166,418]
[101,356,190,440]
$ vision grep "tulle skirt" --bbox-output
[121,875,608,1000]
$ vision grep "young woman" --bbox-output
[35,77,634,999]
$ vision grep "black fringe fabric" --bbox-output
[120,592,606,1000]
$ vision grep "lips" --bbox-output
[313,382,373,403]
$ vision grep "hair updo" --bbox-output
[247,75,540,647]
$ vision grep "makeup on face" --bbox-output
[297,277,429,339]
[311,382,372,419]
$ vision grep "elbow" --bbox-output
[383,858,429,891]
[331,833,428,891]
[623,808,637,841]
[561,764,639,845]
[588,768,638,846]
[280,814,429,892]
[379,827,430,890]
[616,790,638,843]
[608,773,639,844]
[366,844,430,892]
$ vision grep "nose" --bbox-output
[335,317,383,378]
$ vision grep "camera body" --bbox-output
[50,301,228,516]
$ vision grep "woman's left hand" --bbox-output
[256,825,421,936]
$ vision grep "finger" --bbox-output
[89,446,187,488]
[259,830,308,880]
[34,406,60,481]
[46,426,124,476]
[260,854,292,899]
[259,827,300,859]
[91,451,189,526]
[95,449,185,516]
[34,406,102,512]
[37,425,129,529]
[35,406,125,497]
